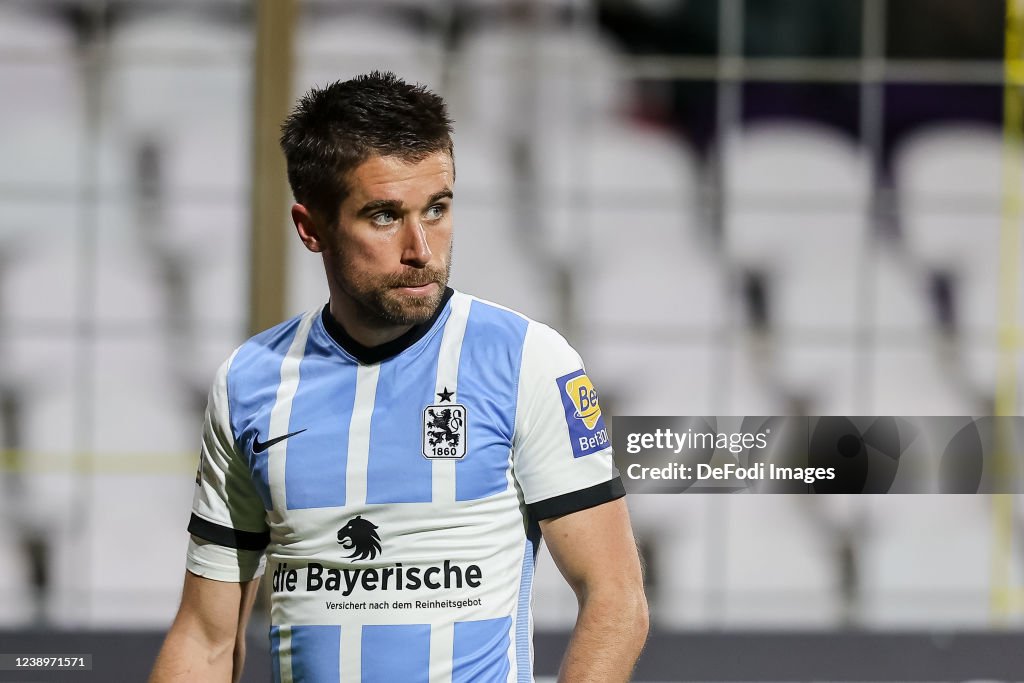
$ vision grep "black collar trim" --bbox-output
[320,287,454,364]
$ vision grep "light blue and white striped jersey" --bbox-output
[186,288,623,683]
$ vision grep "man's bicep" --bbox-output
[179,538,265,660]
[175,569,258,646]
[539,497,643,594]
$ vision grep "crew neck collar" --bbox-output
[320,287,454,364]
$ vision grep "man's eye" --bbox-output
[371,211,396,226]
[425,205,445,220]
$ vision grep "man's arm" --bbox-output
[149,568,261,683]
[540,497,649,683]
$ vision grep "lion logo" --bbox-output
[336,515,381,561]
[427,407,462,448]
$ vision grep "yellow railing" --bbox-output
[991,0,1024,623]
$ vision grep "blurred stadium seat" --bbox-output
[452,18,620,138]
[895,125,1010,335]
[0,4,82,191]
[444,126,559,323]
[294,7,443,89]
[722,122,870,414]
[716,495,841,626]
[860,495,992,626]
[0,6,81,323]
[889,125,1013,411]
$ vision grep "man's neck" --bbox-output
[320,288,454,365]
[328,299,413,348]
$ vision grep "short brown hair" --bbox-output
[280,71,454,222]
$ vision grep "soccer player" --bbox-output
[150,71,648,683]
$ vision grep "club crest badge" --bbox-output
[422,403,468,460]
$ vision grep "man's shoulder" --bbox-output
[454,290,537,335]
[222,308,322,379]
[453,290,571,355]
[454,290,530,323]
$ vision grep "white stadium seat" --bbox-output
[892,125,1016,401]
[895,125,1016,335]
[0,5,82,191]
[723,122,870,335]
[444,127,558,324]
[722,122,871,414]
[860,496,992,627]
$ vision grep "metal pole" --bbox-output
[249,0,297,336]
[990,0,1024,624]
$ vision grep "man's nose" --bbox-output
[401,220,432,267]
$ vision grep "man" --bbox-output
[150,71,647,683]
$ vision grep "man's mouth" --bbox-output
[394,282,437,293]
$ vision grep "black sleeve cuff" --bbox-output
[528,477,626,521]
[188,513,270,552]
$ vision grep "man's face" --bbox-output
[322,152,454,329]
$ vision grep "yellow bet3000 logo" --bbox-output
[565,375,602,430]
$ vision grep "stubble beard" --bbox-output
[331,243,453,329]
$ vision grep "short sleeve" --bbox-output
[185,353,270,581]
[512,322,624,520]
[186,537,267,583]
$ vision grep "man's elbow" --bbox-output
[150,614,239,681]
[582,580,649,646]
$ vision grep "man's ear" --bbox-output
[292,203,326,253]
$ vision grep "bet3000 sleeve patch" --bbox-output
[555,369,610,458]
